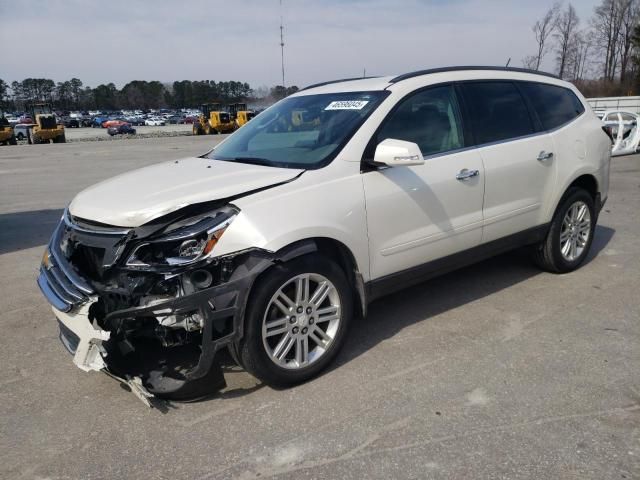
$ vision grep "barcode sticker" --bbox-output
[325,100,369,110]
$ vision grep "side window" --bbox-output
[377,85,465,157]
[519,82,585,130]
[460,81,534,145]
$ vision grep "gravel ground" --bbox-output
[64,124,194,142]
[0,137,638,479]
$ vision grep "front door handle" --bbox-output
[456,168,480,181]
[537,151,554,161]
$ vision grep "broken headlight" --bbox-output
[126,210,237,270]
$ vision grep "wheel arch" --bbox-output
[549,172,601,222]
[567,174,599,200]
[255,237,367,318]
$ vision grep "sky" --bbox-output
[0,0,602,90]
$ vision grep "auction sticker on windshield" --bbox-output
[325,100,369,110]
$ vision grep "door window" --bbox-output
[460,82,534,145]
[377,85,465,157]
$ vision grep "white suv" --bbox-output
[38,67,611,402]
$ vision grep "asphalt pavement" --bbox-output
[0,137,638,479]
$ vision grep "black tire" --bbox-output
[9,135,17,145]
[533,187,596,273]
[58,134,66,143]
[16,133,24,141]
[238,254,353,387]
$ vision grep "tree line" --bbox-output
[523,0,640,96]
[0,78,299,112]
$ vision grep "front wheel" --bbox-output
[533,187,596,273]
[238,255,352,387]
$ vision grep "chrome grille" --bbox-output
[38,222,95,312]
[38,248,93,312]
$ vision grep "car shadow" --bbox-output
[330,225,615,373]
[0,208,63,255]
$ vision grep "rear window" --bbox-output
[460,82,534,145]
[519,82,585,130]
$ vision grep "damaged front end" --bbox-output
[38,205,273,402]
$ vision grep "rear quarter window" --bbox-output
[519,82,585,131]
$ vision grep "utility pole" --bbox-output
[280,0,285,88]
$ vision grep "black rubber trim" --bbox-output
[301,76,381,91]
[389,66,559,83]
[366,224,550,302]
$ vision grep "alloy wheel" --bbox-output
[262,273,341,369]
[560,200,591,262]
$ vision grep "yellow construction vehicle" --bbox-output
[192,103,236,135]
[0,113,17,145]
[228,103,255,129]
[291,107,321,130]
[27,103,66,144]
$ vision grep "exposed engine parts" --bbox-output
[40,204,278,402]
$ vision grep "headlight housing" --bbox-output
[126,209,237,270]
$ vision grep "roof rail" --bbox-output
[389,66,559,83]
[300,76,380,91]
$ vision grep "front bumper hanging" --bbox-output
[38,228,273,402]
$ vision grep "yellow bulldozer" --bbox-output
[28,103,66,144]
[0,113,17,145]
[192,103,236,135]
[228,103,255,129]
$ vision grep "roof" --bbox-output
[296,66,562,95]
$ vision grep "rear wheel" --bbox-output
[192,124,200,135]
[204,124,211,135]
[9,135,17,145]
[533,188,596,273]
[239,255,352,387]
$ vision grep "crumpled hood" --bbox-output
[69,157,303,227]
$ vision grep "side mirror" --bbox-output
[373,138,424,167]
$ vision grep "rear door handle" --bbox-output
[456,168,480,181]
[537,151,554,161]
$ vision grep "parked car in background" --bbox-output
[102,119,128,129]
[124,116,145,126]
[62,117,80,128]
[13,124,30,141]
[92,116,108,128]
[183,116,198,124]
[165,115,184,124]
[144,117,165,126]
[107,124,136,136]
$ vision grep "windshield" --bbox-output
[206,91,388,169]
